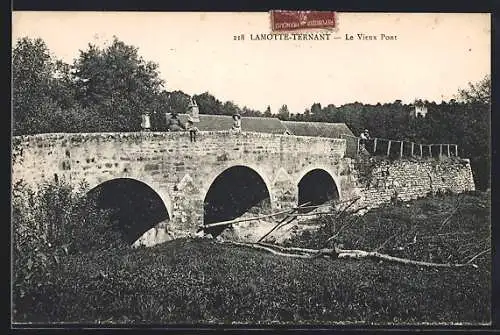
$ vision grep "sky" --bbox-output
[12,12,491,114]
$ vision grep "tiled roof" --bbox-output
[170,114,355,139]
[175,114,289,134]
[282,121,355,139]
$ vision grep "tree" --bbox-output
[241,106,262,117]
[311,102,322,121]
[223,101,241,116]
[194,92,223,115]
[456,76,491,189]
[12,37,72,135]
[166,90,191,115]
[458,75,491,105]
[264,105,272,117]
[278,104,290,120]
[72,37,165,131]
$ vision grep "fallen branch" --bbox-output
[335,197,361,219]
[257,202,310,243]
[291,204,333,211]
[257,216,297,243]
[438,195,462,231]
[335,247,475,268]
[465,248,491,264]
[437,208,460,231]
[201,202,328,230]
[226,241,312,259]
[344,205,369,217]
[373,231,400,252]
[324,215,361,246]
[289,212,334,217]
[273,216,298,236]
[201,208,294,229]
[223,241,478,268]
[256,242,319,254]
[420,231,471,238]
[201,199,360,231]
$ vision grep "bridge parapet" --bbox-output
[12,131,347,169]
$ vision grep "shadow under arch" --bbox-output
[86,177,170,244]
[203,165,272,236]
[297,168,340,213]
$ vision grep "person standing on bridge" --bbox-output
[231,113,242,133]
[166,111,186,132]
[187,116,199,142]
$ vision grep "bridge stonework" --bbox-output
[12,131,475,244]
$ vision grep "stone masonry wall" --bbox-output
[355,157,476,209]
[12,131,354,240]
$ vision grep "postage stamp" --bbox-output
[270,10,337,31]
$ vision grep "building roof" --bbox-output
[281,121,355,139]
[170,114,355,138]
[175,114,289,134]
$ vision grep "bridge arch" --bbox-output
[87,174,173,221]
[296,166,341,212]
[201,162,275,208]
[86,177,171,244]
[202,164,273,234]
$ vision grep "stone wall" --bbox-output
[355,156,476,209]
[12,131,354,238]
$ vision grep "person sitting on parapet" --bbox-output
[360,129,371,140]
[166,112,186,132]
[359,129,371,152]
[187,116,199,142]
[231,113,242,133]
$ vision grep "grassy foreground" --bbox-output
[14,192,491,325]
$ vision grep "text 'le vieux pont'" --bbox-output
[233,33,398,41]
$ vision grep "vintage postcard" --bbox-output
[11,11,491,327]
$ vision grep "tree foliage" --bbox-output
[264,105,272,117]
[278,104,290,120]
[458,75,491,105]
[12,38,73,135]
[72,37,165,131]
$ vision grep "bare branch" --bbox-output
[465,248,491,264]
[373,230,400,252]
[224,241,478,268]
[438,196,462,231]
[257,202,311,243]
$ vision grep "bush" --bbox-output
[12,179,127,320]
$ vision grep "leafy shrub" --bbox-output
[12,179,127,321]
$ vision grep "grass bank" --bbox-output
[13,192,491,325]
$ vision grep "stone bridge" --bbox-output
[11,131,476,246]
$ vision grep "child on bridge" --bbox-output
[187,116,199,142]
[166,112,186,132]
[231,113,242,133]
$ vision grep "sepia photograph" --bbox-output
[11,11,491,326]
